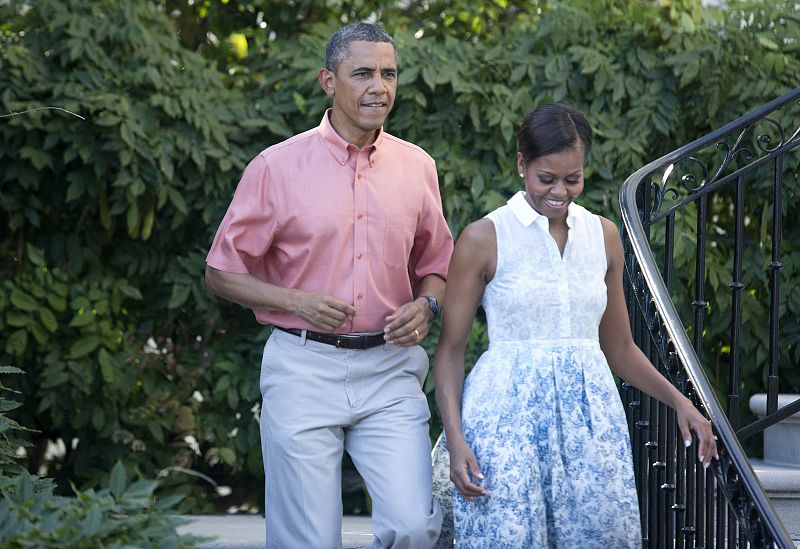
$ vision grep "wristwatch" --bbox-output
[421,295,440,321]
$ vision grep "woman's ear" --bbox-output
[516,151,525,177]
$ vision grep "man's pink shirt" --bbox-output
[206,111,454,333]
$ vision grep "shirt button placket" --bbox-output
[353,152,369,330]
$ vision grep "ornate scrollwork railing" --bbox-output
[619,86,800,548]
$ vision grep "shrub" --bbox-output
[1,0,798,513]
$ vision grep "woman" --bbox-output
[433,103,717,547]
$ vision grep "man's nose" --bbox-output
[368,73,387,93]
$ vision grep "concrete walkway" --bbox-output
[178,514,374,548]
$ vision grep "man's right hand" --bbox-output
[290,290,357,332]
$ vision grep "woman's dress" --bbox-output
[435,191,641,548]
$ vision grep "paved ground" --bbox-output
[178,514,374,548]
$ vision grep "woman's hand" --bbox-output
[448,438,491,502]
[676,397,719,469]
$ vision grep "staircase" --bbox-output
[619,86,800,547]
[749,394,800,542]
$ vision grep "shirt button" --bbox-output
[357,213,363,220]
[357,253,363,259]
[357,293,363,300]
[357,174,362,180]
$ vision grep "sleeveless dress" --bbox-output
[436,191,641,548]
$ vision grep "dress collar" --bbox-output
[507,191,575,229]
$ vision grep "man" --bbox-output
[205,22,452,548]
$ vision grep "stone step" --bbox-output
[177,514,374,548]
[751,459,800,544]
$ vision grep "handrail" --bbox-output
[619,86,800,547]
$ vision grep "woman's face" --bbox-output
[517,146,585,222]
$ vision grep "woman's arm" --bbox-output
[434,218,496,500]
[598,217,718,468]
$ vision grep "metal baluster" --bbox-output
[693,194,709,355]
[705,466,713,548]
[728,175,746,428]
[716,475,725,548]
[767,154,783,415]
[665,402,677,546]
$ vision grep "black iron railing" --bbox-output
[619,87,800,547]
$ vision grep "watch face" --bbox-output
[424,296,439,318]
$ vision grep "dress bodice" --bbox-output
[482,191,608,344]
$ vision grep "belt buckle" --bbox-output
[335,335,342,348]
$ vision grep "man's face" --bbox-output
[319,40,397,148]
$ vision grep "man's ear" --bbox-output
[319,68,335,97]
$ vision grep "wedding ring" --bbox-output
[414,329,420,340]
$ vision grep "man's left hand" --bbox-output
[383,298,431,346]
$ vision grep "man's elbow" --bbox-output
[204,265,222,295]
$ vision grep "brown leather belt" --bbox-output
[274,326,385,350]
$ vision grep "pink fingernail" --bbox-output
[684,439,691,448]
[699,455,704,463]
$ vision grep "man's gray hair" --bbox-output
[325,22,396,72]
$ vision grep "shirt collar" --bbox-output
[319,109,383,166]
[507,191,575,229]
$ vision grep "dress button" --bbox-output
[357,213,363,220]
[357,174,362,180]
[357,253,363,259]
[357,293,363,300]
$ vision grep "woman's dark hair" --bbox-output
[517,103,593,164]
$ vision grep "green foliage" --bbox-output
[1,0,798,514]
[0,366,35,476]
[1,0,266,510]
[0,370,197,548]
[0,463,203,548]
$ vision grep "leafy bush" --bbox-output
[0,465,203,549]
[1,0,798,514]
[0,368,201,548]
[0,0,266,510]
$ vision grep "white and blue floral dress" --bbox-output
[439,191,641,548]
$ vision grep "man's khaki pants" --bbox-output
[259,328,443,548]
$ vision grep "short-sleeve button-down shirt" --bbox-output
[206,110,454,333]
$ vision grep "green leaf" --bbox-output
[218,447,236,465]
[125,479,158,499]
[26,243,46,267]
[82,504,102,536]
[30,321,49,345]
[5,330,28,356]
[15,473,34,502]
[98,348,116,383]
[109,460,127,497]
[67,335,102,359]
[168,188,188,214]
[118,284,143,300]
[38,308,58,333]
[168,285,191,309]
[6,311,32,328]
[756,33,779,51]
[10,289,37,312]
[68,310,95,328]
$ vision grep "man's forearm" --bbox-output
[205,265,294,312]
